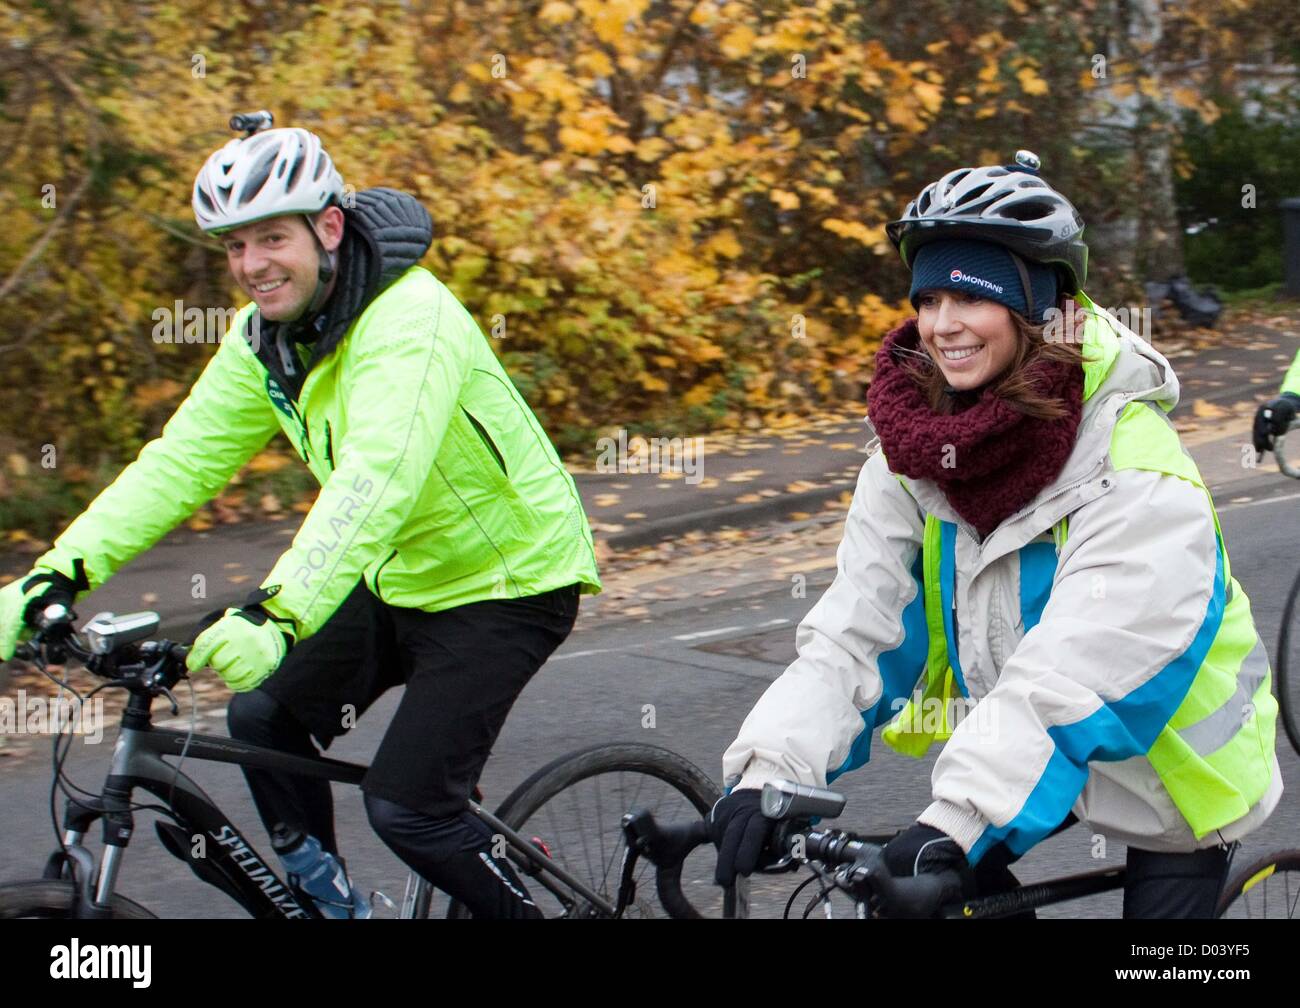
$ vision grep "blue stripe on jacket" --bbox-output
[1019,540,1059,635]
[829,552,930,782]
[966,533,1226,865]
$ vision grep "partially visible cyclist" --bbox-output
[0,113,602,919]
[710,152,1281,919]
[1252,349,1300,460]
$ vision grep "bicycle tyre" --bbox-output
[1215,848,1300,919]
[1276,566,1300,759]
[0,880,156,919]
[447,742,743,919]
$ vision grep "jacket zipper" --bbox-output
[462,407,508,477]
[324,421,334,470]
[940,397,1122,551]
[963,452,1110,574]
[288,399,311,462]
[952,573,960,681]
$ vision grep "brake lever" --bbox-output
[159,686,180,716]
[759,819,814,874]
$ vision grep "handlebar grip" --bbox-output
[842,844,965,918]
[885,870,965,918]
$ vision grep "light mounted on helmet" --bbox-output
[229,110,275,137]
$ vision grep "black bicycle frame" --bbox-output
[50,690,621,918]
[51,692,368,919]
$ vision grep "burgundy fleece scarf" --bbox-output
[866,318,1084,540]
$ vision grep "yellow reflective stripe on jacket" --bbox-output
[881,515,958,756]
[882,512,1066,759]
[1112,401,1276,836]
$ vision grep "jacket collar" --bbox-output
[312,186,435,359]
[249,188,434,397]
[886,290,1180,562]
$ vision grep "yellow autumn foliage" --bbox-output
[0,0,1253,536]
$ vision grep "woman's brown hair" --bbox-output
[897,297,1084,419]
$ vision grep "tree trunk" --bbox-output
[1125,0,1186,281]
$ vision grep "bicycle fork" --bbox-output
[43,783,136,920]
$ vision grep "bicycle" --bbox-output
[1270,416,1300,757]
[0,605,744,919]
[629,781,1300,919]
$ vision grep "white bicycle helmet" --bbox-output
[886,150,1088,291]
[193,117,344,235]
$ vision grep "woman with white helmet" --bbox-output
[1,113,602,919]
[710,151,1281,918]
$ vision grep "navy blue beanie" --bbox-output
[909,239,1059,323]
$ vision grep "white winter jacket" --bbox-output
[722,305,1282,858]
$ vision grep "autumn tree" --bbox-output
[0,0,1282,536]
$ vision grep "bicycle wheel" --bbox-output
[1215,849,1300,919]
[1277,566,1300,759]
[0,880,156,919]
[447,742,745,919]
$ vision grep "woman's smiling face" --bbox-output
[915,289,1021,391]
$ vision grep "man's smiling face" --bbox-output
[221,208,342,322]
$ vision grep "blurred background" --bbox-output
[2,0,1299,539]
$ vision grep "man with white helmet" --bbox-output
[0,113,602,919]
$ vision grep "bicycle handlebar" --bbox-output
[627,810,965,919]
[800,828,965,917]
[1275,418,1300,479]
[621,810,713,919]
[15,607,190,698]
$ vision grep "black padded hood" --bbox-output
[253,187,434,398]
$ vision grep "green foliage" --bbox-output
[1176,89,1300,291]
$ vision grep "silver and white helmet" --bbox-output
[193,124,344,235]
[886,150,1088,291]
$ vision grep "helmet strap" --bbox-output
[1007,250,1036,323]
[302,212,339,318]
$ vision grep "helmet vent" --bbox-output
[193,124,345,233]
[1001,198,1054,221]
[284,153,306,192]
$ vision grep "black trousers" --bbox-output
[227,580,579,916]
[973,814,1236,919]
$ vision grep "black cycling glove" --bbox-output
[881,822,976,898]
[709,789,774,887]
[1252,392,1300,455]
